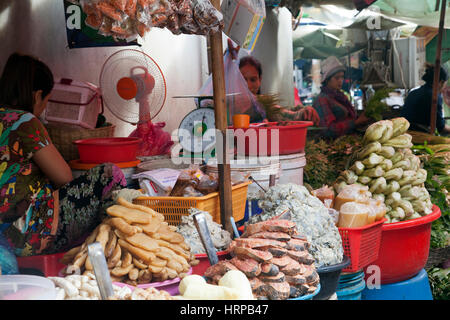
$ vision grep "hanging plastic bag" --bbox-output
[197,50,266,124]
[129,120,174,156]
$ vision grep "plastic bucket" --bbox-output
[364,206,441,284]
[313,256,351,300]
[206,158,280,200]
[278,153,306,185]
[234,121,313,156]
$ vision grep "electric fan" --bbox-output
[99,49,172,156]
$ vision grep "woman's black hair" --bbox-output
[239,56,262,78]
[422,64,448,84]
[0,53,54,112]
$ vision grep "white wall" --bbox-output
[0,0,209,137]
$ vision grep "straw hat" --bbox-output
[321,56,346,83]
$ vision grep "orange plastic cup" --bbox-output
[233,114,250,128]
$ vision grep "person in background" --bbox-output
[401,64,450,134]
[312,56,370,138]
[0,53,126,257]
[229,39,319,125]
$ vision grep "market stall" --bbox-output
[1,0,449,303]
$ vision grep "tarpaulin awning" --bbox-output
[373,0,450,29]
[293,27,367,59]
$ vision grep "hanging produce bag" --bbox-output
[197,50,266,124]
[221,0,266,52]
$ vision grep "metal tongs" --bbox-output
[193,212,219,266]
[87,242,114,300]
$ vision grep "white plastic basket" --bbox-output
[44,78,102,129]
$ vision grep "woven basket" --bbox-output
[45,123,116,162]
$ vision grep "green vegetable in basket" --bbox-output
[380,158,393,171]
[390,207,406,220]
[411,169,427,186]
[398,170,417,186]
[396,199,415,217]
[386,192,402,206]
[385,168,404,181]
[334,181,349,194]
[411,199,431,214]
[377,146,395,159]
[369,177,387,194]
[391,117,410,138]
[406,212,422,220]
[400,186,422,200]
[385,180,400,194]
[358,175,372,184]
[364,166,385,178]
[341,169,359,184]
[362,153,385,168]
[358,141,382,159]
[363,120,394,144]
[372,193,385,202]
[398,184,412,195]
[351,161,365,175]
[391,151,404,164]
[383,133,413,149]
[393,159,411,170]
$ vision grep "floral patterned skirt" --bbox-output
[3,163,126,256]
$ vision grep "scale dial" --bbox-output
[178,107,216,153]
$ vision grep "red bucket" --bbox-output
[73,137,141,163]
[192,251,230,276]
[233,121,313,156]
[364,205,441,284]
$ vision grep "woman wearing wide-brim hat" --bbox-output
[312,56,370,138]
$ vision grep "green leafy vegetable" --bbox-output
[364,87,394,121]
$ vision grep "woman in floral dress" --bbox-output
[0,53,126,256]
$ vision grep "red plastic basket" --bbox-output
[338,218,386,273]
[16,252,67,277]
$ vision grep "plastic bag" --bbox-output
[197,173,219,194]
[197,50,266,124]
[133,168,181,196]
[129,120,174,156]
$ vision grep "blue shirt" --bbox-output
[401,84,446,133]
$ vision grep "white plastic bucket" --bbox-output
[278,153,306,185]
[206,158,281,200]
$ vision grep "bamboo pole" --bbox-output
[208,0,233,235]
[430,0,447,134]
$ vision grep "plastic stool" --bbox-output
[362,269,433,300]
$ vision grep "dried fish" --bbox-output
[249,184,344,268]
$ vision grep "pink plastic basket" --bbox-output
[45,78,102,129]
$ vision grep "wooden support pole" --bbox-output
[209,0,233,234]
[430,0,447,134]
